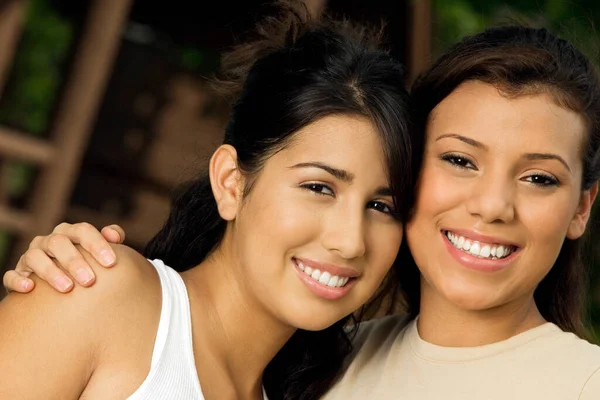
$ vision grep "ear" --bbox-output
[209,145,244,221]
[567,181,598,239]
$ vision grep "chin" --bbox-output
[438,280,502,311]
[284,306,350,332]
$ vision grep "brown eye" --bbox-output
[522,174,559,187]
[301,183,335,196]
[441,153,477,170]
[367,200,396,217]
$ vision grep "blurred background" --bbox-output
[0,0,597,336]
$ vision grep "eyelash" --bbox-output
[521,174,560,187]
[440,154,560,188]
[440,153,477,170]
[301,183,334,196]
[300,183,397,217]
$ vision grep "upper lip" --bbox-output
[443,229,520,248]
[294,257,361,278]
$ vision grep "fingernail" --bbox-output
[110,228,121,242]
[20,280,32,291]
[99,249,116,266]
[75,268,94,285]
[54,276,73,292]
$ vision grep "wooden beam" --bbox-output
[0,204,32,233]
[0,127,55,164]
[20,0,133,247]
[0,0,28,98]
[408,0,432,83]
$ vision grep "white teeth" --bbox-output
[296,261,352,288]
[328,276,339,287]
[469,242,481,256]
[497,245,505,258]
[446,231,515,260]
[480,245,491,258]
[319,272,331,284]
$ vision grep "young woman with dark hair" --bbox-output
[323,25,600,399]
[6,22,600,400]
[0,3,414,399]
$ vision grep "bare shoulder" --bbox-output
[0,244,162,398]
[76,243,161,303]
[63,243,163,356]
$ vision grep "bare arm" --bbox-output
[0,244,159,399]
[0,272,103,398]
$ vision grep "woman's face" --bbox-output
[232,114,403,330]
[406,80,595,312]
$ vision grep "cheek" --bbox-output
[414,163,463,218]
[236,189,322,270]
[516,193,578,271]
[363,223,403,286]
[519,196,575,240]
[406,164,460,255]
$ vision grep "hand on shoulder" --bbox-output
[0,244,161,399]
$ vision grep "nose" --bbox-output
[465,173,515,224]
[321,203,367,260]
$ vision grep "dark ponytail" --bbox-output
[144,2,414,398]
[145,176,224,271]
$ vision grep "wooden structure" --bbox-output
[0,0,133,261]
[0,0,432,269]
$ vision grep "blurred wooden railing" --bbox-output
[0,0,133,261]
[0,0,432,267]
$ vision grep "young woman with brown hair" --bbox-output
[5,21,600,400]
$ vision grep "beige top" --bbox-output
[323,315,600,400]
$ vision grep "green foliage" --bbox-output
[0,0,74,265]
[0,0,73,200]
[0,0,73,135]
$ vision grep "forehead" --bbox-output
[283,114,386,158]
[428,81,586,164]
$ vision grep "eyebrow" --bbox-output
[436,133,488,150]
[436,133,572,172]
[289,162,355,183]
[524,153,571,172]
[290,162,394,197]
[375,187,393,197]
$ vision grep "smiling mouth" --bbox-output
[444,230,519,260]
[295,259,352,288]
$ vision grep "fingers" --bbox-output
[100,224,125,244]
[3,270,34,294]
[53,222,117,267]
[17,249,75,292]
[6,222,122,294]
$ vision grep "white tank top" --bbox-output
[127,259,204,399]
[126,259,269,400]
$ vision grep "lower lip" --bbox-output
[293,259,356,300]
[442,231,520,272]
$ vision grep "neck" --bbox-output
[417,277,546,347]
[181,240,295,399]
